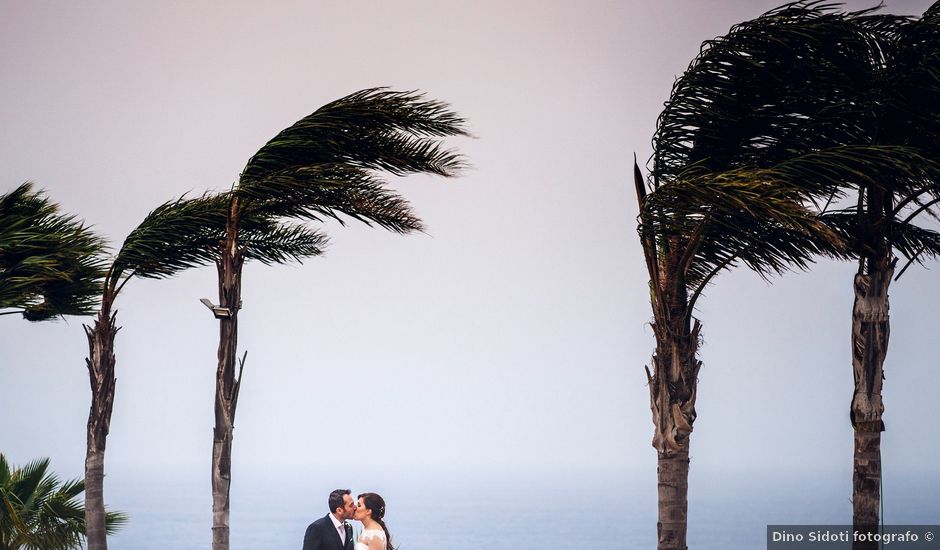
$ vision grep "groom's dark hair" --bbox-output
[328,489,351,513]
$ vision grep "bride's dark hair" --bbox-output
[358,492,393,550]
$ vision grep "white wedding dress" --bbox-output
[355,528,387,550]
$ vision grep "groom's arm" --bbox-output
[302,523,321,550]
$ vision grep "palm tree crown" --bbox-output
[0,454,125,550]
[0,183,106,321]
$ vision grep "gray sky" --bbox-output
[2,0,938,497]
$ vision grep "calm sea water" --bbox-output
[103,471,938,549]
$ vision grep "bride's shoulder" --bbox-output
[360,528,386,539]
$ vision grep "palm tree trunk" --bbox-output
[850,260,893,549]
[646,318,701,550]
[657,450,690,549]
[635,166,700,550]
[212,206,244,550]
[83,304,118,550]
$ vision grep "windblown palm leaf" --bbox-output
[0,183,106,321]
[651,1,895,184]
[108,193,231,285]
[829,3,940,273]
[644,0,940,298]
[108,192,329,289]
[241,88,469,181]
[235,88,469,235]
[643,145,940,300]
[239,222,328,265]
[237,165,424,234]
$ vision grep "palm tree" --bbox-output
[636,3,940,548]
[82,194,325,550]
[204,88,468,550]
[0,182,105,321]
[0,453,125,550]
[635,154,850,550]
[812,5,940,538]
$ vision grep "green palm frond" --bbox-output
[641,145,940,291]
[651,1,896,185]
[241,88,469,182]
[238,164,423,234]
[241,222,328,265]
[0,182,107,321]
[837,4,940,270]
[652,146,940,218]
[111,190,333,289]
[235,88,467,237]
[0,454,122,550]
[110,193,230,285]
[643,0,940,304]
[7,458,50,510]
[864,18,940,154]
[821,209,940,261]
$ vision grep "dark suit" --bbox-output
[302,514,353,550]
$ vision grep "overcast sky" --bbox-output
[2,0,938,513]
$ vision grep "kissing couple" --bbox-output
[302,489,393,550]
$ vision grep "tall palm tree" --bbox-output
[82,193,325,550]
[205,88,468,550]
[0,453,125,550]
[814,5,940,538]
[636,3,940,548]
[0,182,104,321]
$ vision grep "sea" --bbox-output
[103,470,939,549]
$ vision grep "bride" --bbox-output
[353,492,393,550]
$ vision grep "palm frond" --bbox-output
[0,182,107,320]
[240,222,328,265]
[651,1,897,186]
[241,88,468,182]
[923,1,940,23]
[111,193,231,284]
[8,458,50,509]
[238,164,423,234]
[644,0,940,303]
[232,88,467,246]
[821,209,940,260]
[0,454,126,550]
[234,88,466,237]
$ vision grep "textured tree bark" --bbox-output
[635,166,700,550]
[84,303,118,550]
[850,261,892,550]
[657,450,690,550]
[212,205,244,550]
[646,314,700,550]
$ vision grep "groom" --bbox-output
[302,488,357,550]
